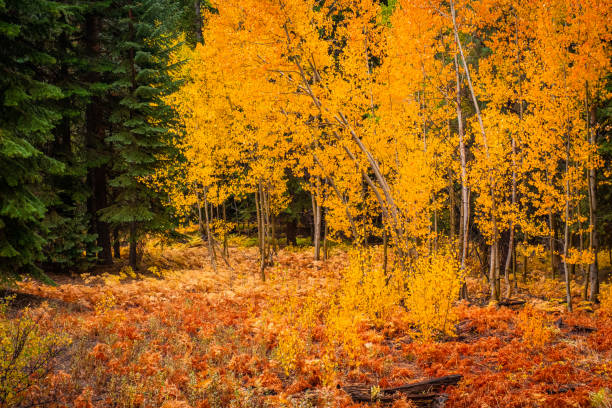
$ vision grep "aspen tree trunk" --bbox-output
[512,244,518,289]
[548,210,557,278]
[196,192,204,238]
[448,169,456,247]
[364,24,402,254]
[495,240,501,299]
[579,215,589,300]
[222,203,229,258]
[255,189,261,257]
[342,143,396,244]
[314,155,359,239]
[489,241,500,301]
[503,133,518,299]
[336,114,404,247]
[451,0,500,301]
[420,76,436,254]
[361,178,368,248]
[586,85,599,302]
[383,229,388,275]
[562,139,573,312]
[233,198,240,235]
[263,184,273,265]
[255,183,265,281]
[202,188,217,273]
[504,17,522,299]
[271,214,277,255]
[289,42,403,255]
[288,27,404,261]
[459,188,464,258]
[454,54,469,300]
[434,207,439,252]
[454,55,469,270]
[312,190,321,260]
[323,207,329,260]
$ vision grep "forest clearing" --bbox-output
[1,0,611,407]
[2,236,612,408]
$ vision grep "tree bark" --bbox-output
[202,189,217,273]
[312,189,321,260]
[451,0,501,301]
[503,133,517,299]
[222,203,229,258]
[379,228,386,276]
[263,184,273,265]
[454,54,469,300]
[323,207,329,260]
[285,30,402,253]
[194,0,203,45]
[448,168,456,248]
[84,13,112,265]
[129,221,138,270]
[256,182,266,280]
[562,136,573,312]
[586,85,599,302]
[196,192,204,237]
[549,210,557,278]
[504,17,522,299]
[113,228,121,259]
[314,154,358,239]
[286,218,297,246]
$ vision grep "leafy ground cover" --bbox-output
[2,242,611,408]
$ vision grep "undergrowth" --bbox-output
[1,244,609,408]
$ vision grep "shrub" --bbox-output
[0,298,70,406]
[515,305,556,349]
[334,250,404,327]
[404,254,464,340]
[589,388,612,408]
[275,328,306,374]
[600,284,612,316]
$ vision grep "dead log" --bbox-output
[342,374,462,407]
[570,325,596,334]
[384,374,462,394]
[545,383,580,394]
[498,299,526,307]
[554,318,596,334]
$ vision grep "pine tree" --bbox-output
[0,0,66,281]
[40,2,98,273]
[101,0,181,269]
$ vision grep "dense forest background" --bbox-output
[1,0,610,303]
[1,1,612,407]
[1,0,198,278]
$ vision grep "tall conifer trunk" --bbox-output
[85,13,112,265]
[129,222,138,269]
[194,0,203,45]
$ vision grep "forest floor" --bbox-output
[4,237,612,408]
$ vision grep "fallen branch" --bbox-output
[498,299,526,307]
[554,318,596,333]
[342,374,462,406]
